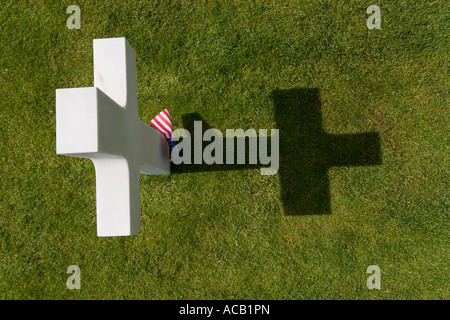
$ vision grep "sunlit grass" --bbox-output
[0,0,448,299]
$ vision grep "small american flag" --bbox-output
[150,109,177,160]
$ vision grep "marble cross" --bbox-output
[56,38,170,237]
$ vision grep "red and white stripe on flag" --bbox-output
[150,109,173,139]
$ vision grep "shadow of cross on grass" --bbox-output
[172,88,382,215]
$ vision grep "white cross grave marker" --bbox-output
[56,38,170,237]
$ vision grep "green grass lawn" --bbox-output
[0,0,448,299]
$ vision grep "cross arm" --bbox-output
[56,87,128,159]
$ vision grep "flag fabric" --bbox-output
[150,109,177,160]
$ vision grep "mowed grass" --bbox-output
[0,0,448,299]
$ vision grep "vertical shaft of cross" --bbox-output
[91,38,141,236]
